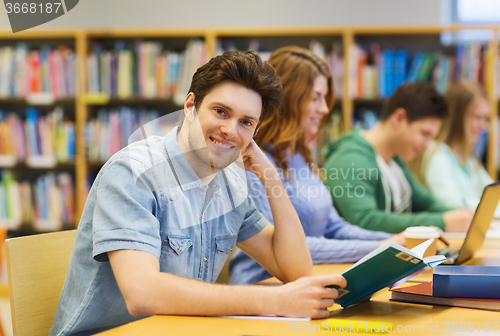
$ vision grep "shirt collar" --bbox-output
[164,126,206,191]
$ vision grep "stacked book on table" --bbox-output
[390,266,500,311]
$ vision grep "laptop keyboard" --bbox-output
[440,248,459,258]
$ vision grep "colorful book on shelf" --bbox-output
[407,52,424,83]
[393,50,408,94]
[390,282,500,312]
[416,53,436,82]
[349,44,361,98]
[0,43,75,98]
[329,239,446,308]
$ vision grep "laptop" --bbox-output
[440,181,500,265]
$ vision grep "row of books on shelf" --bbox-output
[0,170,74,231]
[86,39,207,105]
[349,43,489,99]
[86,107,175,163]
[0,43,76,99]
[216,39,345,98]
[0,107,75,167]
[309,40,344,99]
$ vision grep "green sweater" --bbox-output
[322,129,451,233]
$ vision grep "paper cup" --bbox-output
[403,226,440,258]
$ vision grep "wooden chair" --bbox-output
[5,230,77,336]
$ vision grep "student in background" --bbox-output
[419,80,494,211]
[229,46,423,286]
[323,82,474,234]
[49,51,347,336]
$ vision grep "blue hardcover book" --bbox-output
[407,52,424,83]
[384,50,394,98]
[393,50,408,95]
[67,124,75,161]
[433,266,500,299]
[435,56,450,94]
[25,108,40,156]
[377,51,386,98]
[454,44,465,82]
[330,239,446,308]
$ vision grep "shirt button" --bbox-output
[202,214,205,219]
[178,247,182,252]
[230,247,233,252]
[203,257,208,262]
[214,185,218,189]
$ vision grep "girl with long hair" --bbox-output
[420,80,494,210]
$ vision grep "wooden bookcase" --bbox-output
[0,25,499,231]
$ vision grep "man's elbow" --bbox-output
[121,285,160,317]
[281,263,312,283]
[124,295,155,317]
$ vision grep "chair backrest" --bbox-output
[6,229,77,336]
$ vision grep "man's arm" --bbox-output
[109,249,345,318]
[238,140,312,283]
[325,152,448,233]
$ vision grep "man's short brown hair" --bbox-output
[380,81,448,123]
[187,51,283,124]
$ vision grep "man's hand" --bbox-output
[240,139,277,182]
[378,226,449,247]
[272,275,347,319]
[430,226,450,246]
[443,208,474,232]
[379,232,405,246]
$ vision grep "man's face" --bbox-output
[186,81,262,173]
[395,115,442,161]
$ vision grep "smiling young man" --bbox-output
[49,51,346,336]
[323,82,474,234]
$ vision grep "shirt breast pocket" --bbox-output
[160,234,193,277]
[212,235,237,282]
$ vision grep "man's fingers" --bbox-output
[313,274,347,288]
[322,287,340,300]
[311,308,332,319]
[317,298,335,309]
[439,234,450,246]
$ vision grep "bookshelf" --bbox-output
[0,30,79,234]
[0,25,499,233]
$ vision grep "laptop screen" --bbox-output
[456,182,500,264]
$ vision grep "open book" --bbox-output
[329,239,446,308]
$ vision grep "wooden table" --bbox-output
[97,238,500,336]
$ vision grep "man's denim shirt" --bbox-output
[49,126,268,336]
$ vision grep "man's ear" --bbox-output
[184,92,196,121]
[391,108,408,127]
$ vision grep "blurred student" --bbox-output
[229,46,419,286]
[323,82,474,234]
[420,80,494,210]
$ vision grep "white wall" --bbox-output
[0,0,443,30]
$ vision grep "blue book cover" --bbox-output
[67,124,75,160]
[393,50,408,95]
[25,108,40,156]
[433,266,500,299]
[384,50,394,98]
[40,46,50,94]
[407,52,424,83]
[454,44,465,82]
